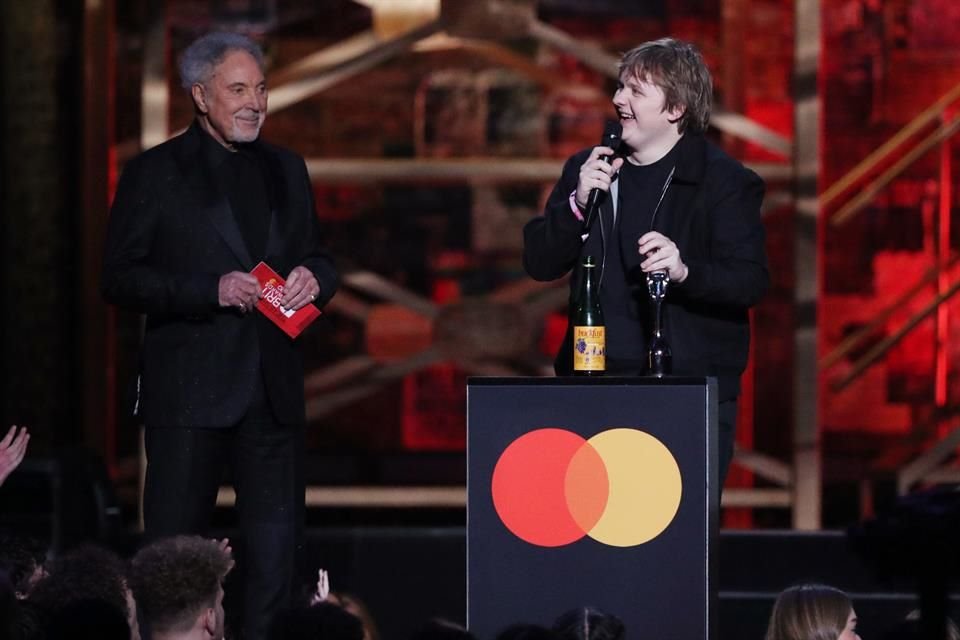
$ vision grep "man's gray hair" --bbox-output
[178,31,265,89]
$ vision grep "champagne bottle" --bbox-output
[646,271,672,377]
[573,256,605,376]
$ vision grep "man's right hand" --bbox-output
[219,271,261,313]
[575,145,625,210]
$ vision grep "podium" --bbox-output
[467,377,718,640]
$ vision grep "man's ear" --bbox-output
[666,103,686,125]
[202,607,217,637]
[191,83,209,114]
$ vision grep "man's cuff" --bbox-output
[568,190,584,222]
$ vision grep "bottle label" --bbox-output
[573,325,605,372]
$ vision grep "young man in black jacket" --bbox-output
[523,37,769,487]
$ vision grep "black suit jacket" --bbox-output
[102,123,338,427]
[523,133,768,400]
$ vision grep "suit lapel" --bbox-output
[175,124,254,270]
[261,145,287,264]
[203,191,255,270]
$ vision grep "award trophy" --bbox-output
[645,271,672,377]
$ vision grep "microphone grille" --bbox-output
[603,120,622,149]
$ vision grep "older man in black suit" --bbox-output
[102,32,338,640]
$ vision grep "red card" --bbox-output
[251,262,322,339]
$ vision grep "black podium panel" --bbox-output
[467,377,718,640]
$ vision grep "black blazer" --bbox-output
[523,133,768,399]
[102,123,339,427]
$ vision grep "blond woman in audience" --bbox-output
[765,584,860,640]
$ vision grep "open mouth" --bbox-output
[618,112,635,121]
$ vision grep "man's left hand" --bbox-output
[282,266,321,310]
[638,231,689,283]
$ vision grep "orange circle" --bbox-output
[565,440,609,534]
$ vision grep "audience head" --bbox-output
[28,544,133,625]
[552,607,625,640]
[129,535,233,640]
[0,532,46,599]
[765,584,859,640]
[269,601,365,640]
[334,592,381,640]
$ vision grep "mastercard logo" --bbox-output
[491,428,682,547]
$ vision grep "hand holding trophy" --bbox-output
[645,271,671,377]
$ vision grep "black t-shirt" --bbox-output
[600,144,678,366]
[202,132,273,261]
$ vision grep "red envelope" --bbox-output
[251,262,322,339]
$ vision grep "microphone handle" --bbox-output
[582,154,611,232]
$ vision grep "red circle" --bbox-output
[492,428,604,547]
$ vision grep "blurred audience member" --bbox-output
[335,593,381,640]
[765,584,859,640]
[29,543,138,639]
[307,567,380,640]
[552,607,625,640]
[269,601,364,640]
[0,425,29,487]
[129,536,233,640]
[0,532,47,599]
[0,571,41,640]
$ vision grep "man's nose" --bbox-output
[245,90,264,110]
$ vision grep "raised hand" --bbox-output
[310,568,331,605]
[215,537,236,571]
[0,425,30,487]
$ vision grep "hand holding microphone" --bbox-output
[576,121,623,232]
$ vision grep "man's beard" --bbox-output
[230,112,263,143]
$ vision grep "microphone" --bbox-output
[582,120,622,232]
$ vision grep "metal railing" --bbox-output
[820,83,960,219]
[817,81,960,494]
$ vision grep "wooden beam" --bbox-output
[792,0,821,531]
[304,158,792,183]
